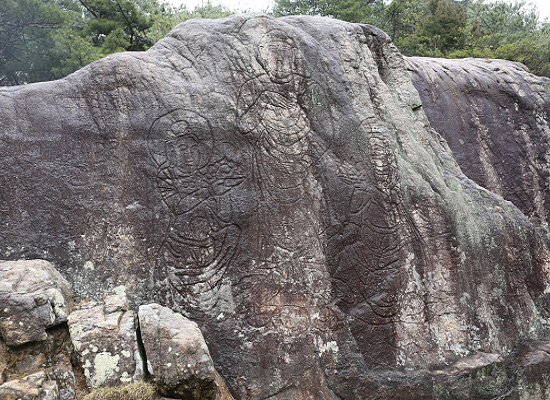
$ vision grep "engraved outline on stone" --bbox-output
[149,109,243,314]
[236,29,313,201]
[322,122,407,365]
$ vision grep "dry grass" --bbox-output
[80,382,158,400]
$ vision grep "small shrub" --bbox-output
[81,382,158,400]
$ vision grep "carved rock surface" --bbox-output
[407,57,550,230]
[1,15,550,398]
[67,294,143,389]
[0,260,73,346]
[138,303,233,400]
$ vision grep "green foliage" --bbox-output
[392,0,468,55]
[383,0,421,40]
[50,27,103,77]
[3,0,550,84]
[274,0,329,16]
[419,0,467,51]
[324,0,375,23]
[78,0,154,51]
[394,0,550,78]
[273,0,384,24]
[0,0,67,85]
[447,29,550,77]
[0,0,236,85]
[447,1,550,77]
[273,0,550,78]
[146,2,234,44]
[468,0,539,35]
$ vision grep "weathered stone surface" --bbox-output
[0,14,550,398]
[0,371,59,400]
[407,57,550,231]
[431,352,508,399]
[510,340,550,399]
[0,325,76,399]
[0,260,73,347]
[138,303,233,399]
[0,261,78,399]
[406,52,550,400]
[67,294,143,389]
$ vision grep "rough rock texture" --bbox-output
[0,261,232,400]
[0,261,78,400]
[0,260,74,346]
[1,14,550,398]
[67,294,144,389]
[138,303,233,400]
[512,341,550,399]
[407,57,550,231]
[0,326,76,400]
[0,371,59,400]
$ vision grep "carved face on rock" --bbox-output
[257,30,299,84]
[165,122,203,176]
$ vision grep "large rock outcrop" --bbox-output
[1,14,550,399]
[408,57,550,231]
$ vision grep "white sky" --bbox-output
[170,0,550,21]
[527,0,550,21]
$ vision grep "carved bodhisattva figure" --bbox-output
[237,29,311,203]
[152,110,243,316]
